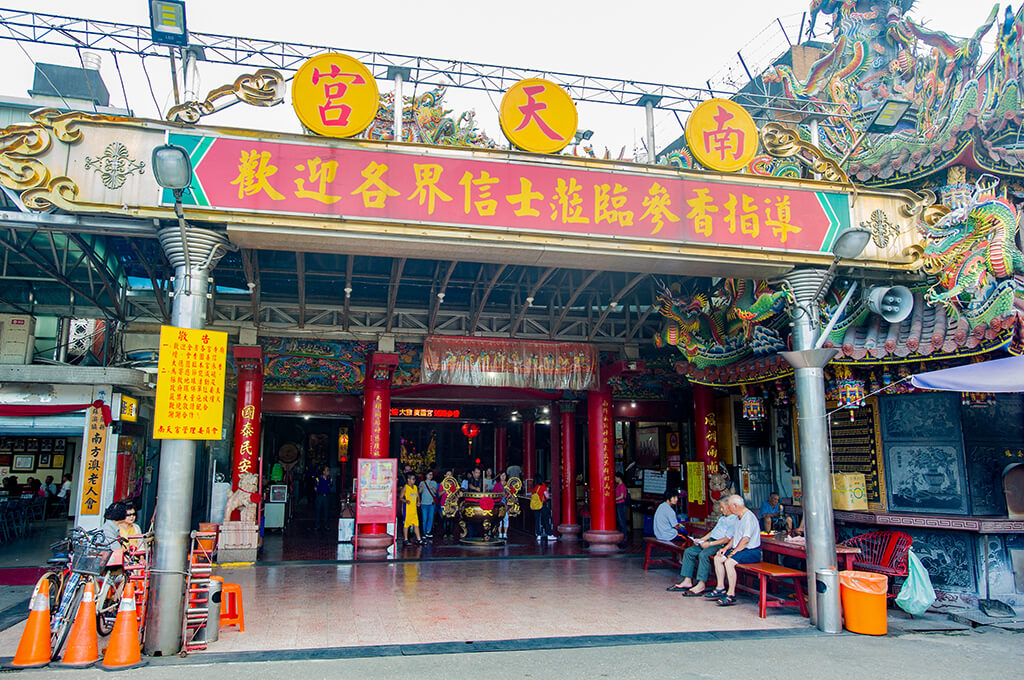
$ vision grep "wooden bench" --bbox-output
[642,536,691,570]
[734,562,809,619]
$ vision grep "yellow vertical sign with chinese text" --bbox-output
[154,325,228,440]
[686,461,706,505]
[79,406,107,515]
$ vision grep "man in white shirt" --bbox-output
[667,498,736,596]
[709,495,762,606]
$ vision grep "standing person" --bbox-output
[712,495,762,606]
[418,470,439,539]
[493,471,510,539]
[313,465,332,531]
[401,473,422,545]
[533,475,556,541]
[614,473,629,536]
[667,498,735,596]
[483,468,495,492]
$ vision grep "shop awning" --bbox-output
[910,355,1024,392]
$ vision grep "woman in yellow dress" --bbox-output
[402,473,423,545]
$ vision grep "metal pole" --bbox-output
[809,118,821,181]
[644,101,656,164]
[168,47,181,108]
[780,269,840,631]
[144,226,229,656]
[393,72,403,143]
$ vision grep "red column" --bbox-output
[230,347,263,521]
[584,384,622,551]
[357,353,398,557]
[691,384,717,522]
[522,416,536,488]
[494,422,507,474]
[557,400,580,539]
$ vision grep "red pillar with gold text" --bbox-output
[230,346,263,521]
[690,384,717,522]
[557,400,580,539]
[357,353,399,557]
[522,416,536,488]
[584,383,622,551]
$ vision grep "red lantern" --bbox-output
[461,423,480,439]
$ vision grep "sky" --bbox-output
[0,1,994,156]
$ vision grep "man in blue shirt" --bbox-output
[759,491,791,532]
[667,498,737,596]
[652,490,686,542]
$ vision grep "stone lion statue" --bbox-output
[224,472,259,525]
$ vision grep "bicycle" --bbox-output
[38,527,120,660]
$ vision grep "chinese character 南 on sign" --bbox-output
[79,406,108,515]
[154,325,228,440]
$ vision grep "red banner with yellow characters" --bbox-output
[154,325,228,440]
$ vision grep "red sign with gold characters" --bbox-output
[685,98,760,173]
[170,132,850,254]
[79,405,108,516]
[154,325,228,440]
[499,78,578,154]
[292,53,379,138]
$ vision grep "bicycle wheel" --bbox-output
[96,570,125,636]
[50,579,85,661]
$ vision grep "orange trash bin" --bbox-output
[839,570,888,635]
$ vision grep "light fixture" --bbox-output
[630,401,637,408]
[294,394,301,403]
[152,144,192,193]
[573,129,594,143]
[526,296,534,306]
[149,0,188,47]
[609,300,620,309]
[543,406,549,414]
[344,286,353,298]
[831,227,872,260]
[437,292,445,302]
[866,99,912,133]
[303,415,310,420]
[636,94,663,108]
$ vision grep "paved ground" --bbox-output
[2,627,1020,678]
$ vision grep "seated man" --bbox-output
[708,495,762,606]
[759,491,791,532]
[652,490,686,543]
[667,498,735,596]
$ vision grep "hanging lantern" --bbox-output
[742,387,765,424]
[461,422,480,455]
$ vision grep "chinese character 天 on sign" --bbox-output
[154,325,229,440]
[292,53,379,139]
[685,99,759,173]
[499,78,577,154]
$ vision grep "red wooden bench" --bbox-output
[642,536,691,570]
[735,562,809,619]
[839,531,912,598]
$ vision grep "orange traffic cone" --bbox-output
[100,581,145,670]
[11,577,52,668]
[59,579,99,667]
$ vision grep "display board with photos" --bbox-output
[0,437,69,474]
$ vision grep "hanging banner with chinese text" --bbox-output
[421,336,598,390]
[154,325,228,440]
[687,461,706,506]
[79,406,108,515]
[166,132,851,256]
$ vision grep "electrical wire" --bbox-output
[74,47,99,113]
[111,50,132,114]
[139,54,164,119]
[14,40,72,111]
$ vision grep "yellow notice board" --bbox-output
[79,406,107,515]
[687,461,706,505]
[154,325,228,440]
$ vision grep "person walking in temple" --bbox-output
[418,470,439,538]
[313,465,332,531]
[493,470,510,539]
[614,473,629,536]
[533,474,556,541]
[402,472,423,545]
[710,495,762,606]
[667,498,735,596]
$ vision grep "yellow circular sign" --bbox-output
[292,53,379,138]
[499,78,577,154]
[685,98,759,173]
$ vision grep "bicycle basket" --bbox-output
[71,543,112,575]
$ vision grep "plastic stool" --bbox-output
[210,575,245,632]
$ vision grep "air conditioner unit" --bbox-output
[0,314,36,364]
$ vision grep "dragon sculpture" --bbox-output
[918,175,1024,316]
[362,88,499,148]
[654,279,788,368]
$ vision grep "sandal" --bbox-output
[682,589,705,597]
[666,584,690,592]
[717,595,737,607]
[703,588,726,599]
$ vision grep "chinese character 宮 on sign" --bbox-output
[154,325,228,440]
